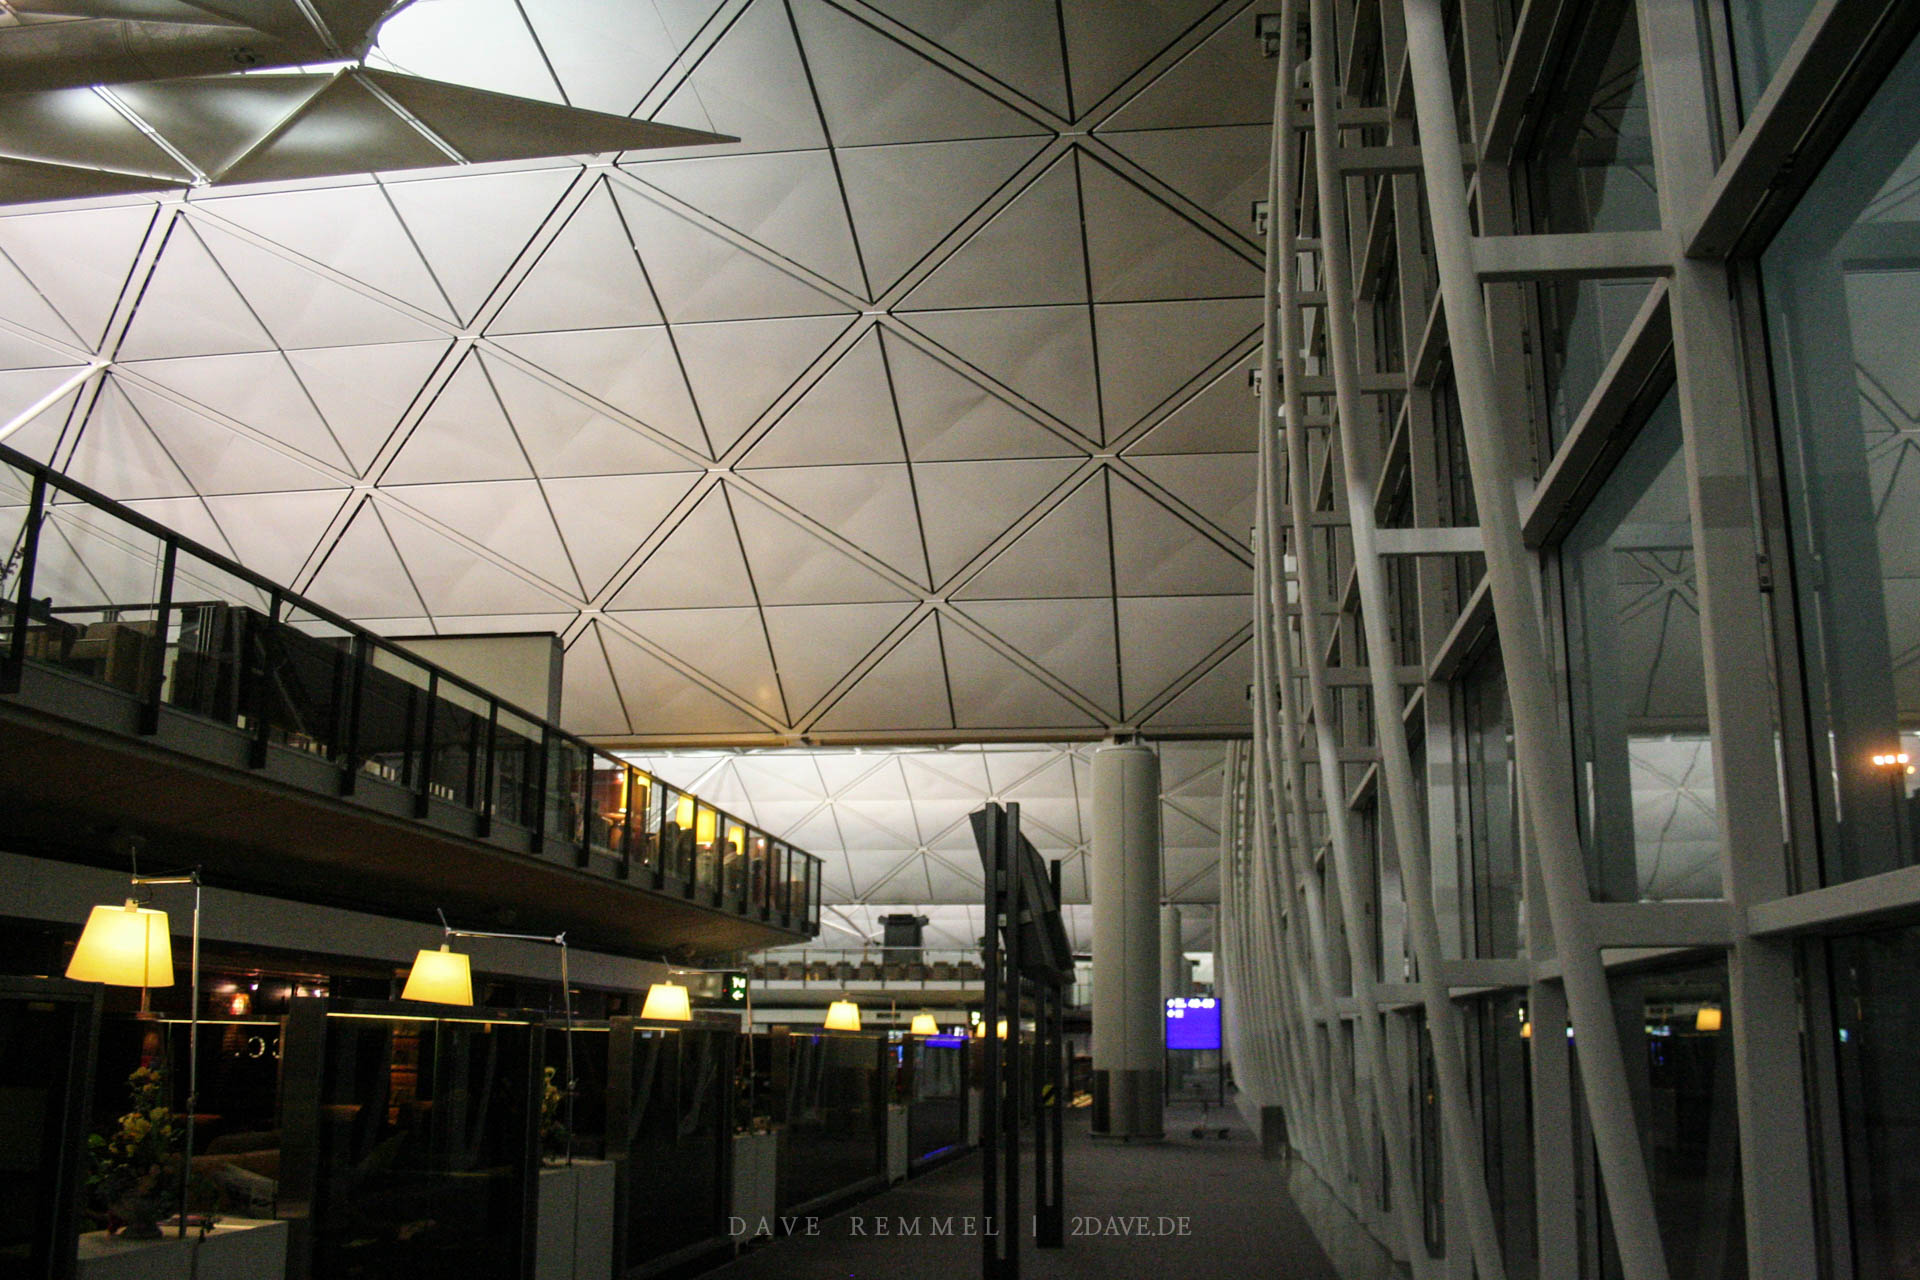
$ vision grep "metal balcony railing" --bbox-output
[749,947,985,986]
[0,443,821,937]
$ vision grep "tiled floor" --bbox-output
[711,1102,1359,1280]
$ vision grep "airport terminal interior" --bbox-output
[2,1,1917,1278]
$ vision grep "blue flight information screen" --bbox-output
[1164,996,1221,1050]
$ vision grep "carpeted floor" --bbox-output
[709,1102,1347,1280]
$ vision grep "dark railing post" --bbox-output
[6,473,48,693]
[137,538,175,735]
[617,765,633,881]
[478,703,499,838]
[247,593,279,769]
[530,725,551,853]
[415,670,439,819]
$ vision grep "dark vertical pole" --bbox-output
[138,538,176,734]
[530,724,551,851]
[981,804,1001,1280]
[1002,803,1021,1280]
[1040,858,1065,1247]
[478,702,499,837]
[415,669,439,818]
[339,634,366,796]
[247,593,279,768]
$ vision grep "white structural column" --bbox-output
[1398,2,1671,1277]
[1090,743,1164,1140]
[1303,4,1507,1277]
[1269,3,1425,1266]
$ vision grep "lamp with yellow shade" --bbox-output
[824,999,861,1031]
[909,1012,939,1037]
[1695,1004,1723,1033]
[640,981,692,1022]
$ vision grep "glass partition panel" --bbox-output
[607,1023,731,1267]
[1760,33,1920,886]
[774,1031,884,1213]
[303,1008,537,1280]
[906,1038,967,1165]
[25,499,168,697]
[358,646,430,788]
[720,819,747,912]
[1563,392,1720,900]
[490,708,542,831]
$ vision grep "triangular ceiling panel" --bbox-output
[727,481,916,604]
[865,0,1071,117]
[629,149,868,298]
[1093,299,1257,437]
[790,0,1051,147]
[910,457,1080,586]
[1059,0,1218,115]
[114,381,344,496]
[1145,635,1253,728]
[372,0,566,103]
[812,614,952,731]
[304,498,428,619]
[883,330,1083,460]
[543,473,702,598]
[281,341,450,477]
[116,217,274,361]
[382,350,532,485]
[605,606,784,720]
[1125,354,1258,455]
[955,596,1120,717]
[380,480,580,595]
[491,326,711,457]
[1109,472,1251,595]
[654,0,829,153]
[1116,594,1248,716]
[674,314,855,456]
[1128,452,1257,540]
[488,179,665,334]
[198,489,350,589]
[194,219,448,350]
[900,152,1087,310]
[607,485,758,610]
[123,351,351,474]
[761,601,918,719]
[560,624,631,736]
[522,0,724,116]
[837,135,1048,296]
[193,186,454,322]
[900,305,1098,438]
[0,259,82,355]
[1099,11,1277,131]
[382,168,576,323]
[745,463,928,586]
[598,623,772,735]
[483,352,702,477]
[1102,125,1269,238]
[954,470,1111,599]
[379,499,576,616]
[609,184,855,324]
[54,381,192,500]
[0,205,155,352]
[1078,151,1262,302]
[940,617,1097,729]
[740,329,906,467]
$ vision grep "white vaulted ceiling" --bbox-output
[632,741,1228,950]
[0,0,1269,745]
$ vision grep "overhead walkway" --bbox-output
[0,443,821,959]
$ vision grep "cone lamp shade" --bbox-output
[641,981,692,1022]
[909,1012,939,1036]
[402,944,474,1005]
[824,999,861,1031]
[1695,1005,1723,1033]
[66,900,173,987]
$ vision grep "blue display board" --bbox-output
[1164,996,1221,1050]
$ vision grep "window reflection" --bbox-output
[1457,646,1520,957]
[1829,925,1920,1279]
[1563,392,1722,901]
[1761,34,1920,885]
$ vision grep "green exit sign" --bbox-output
[724,972,747,1003]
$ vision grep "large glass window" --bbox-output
[1563,392,1722,901]
[1761,33,1920,886]
[1725,1,1820,118]
[1519,1,1659,237]
[1458,646,1521,957]
[1828,924,1920,1279]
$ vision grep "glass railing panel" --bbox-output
[546,738,590,849]
[358,645,431,788]
[23,498,168,698]
[424,676,490,811]
[746,833,769,915]
[586,756,627,859]
[660,787,695,885]
[489,707,542,831]
[720,819,747,913]
[251,604,354,762]
[629,770,658,876]
[693,802,719,901]
[163,551,273,729]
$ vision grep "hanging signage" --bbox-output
[1165,996,1221,1051]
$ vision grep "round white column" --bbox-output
[1090,743,1163,1139]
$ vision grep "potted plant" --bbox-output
[87,1065,182,1239]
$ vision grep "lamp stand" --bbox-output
[132,871,200,1239]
